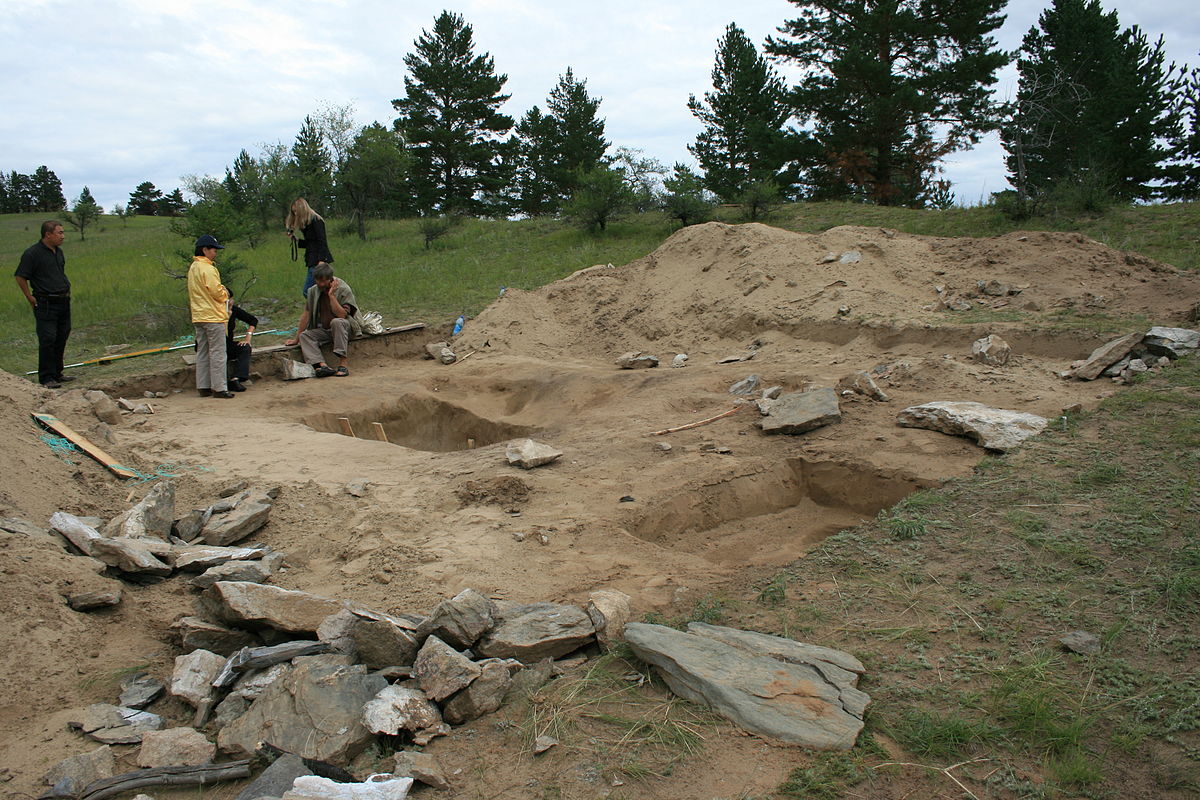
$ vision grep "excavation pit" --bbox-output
[304,393,539,452]
[629,457,931,567]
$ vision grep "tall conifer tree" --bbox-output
[1002,0,1179,205]
[392,11,513,216]
[689,24,796,202]
[767,0,1009,206]
[292,115,334,210]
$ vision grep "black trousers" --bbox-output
[227,341,252,381]
[33,296,71,384]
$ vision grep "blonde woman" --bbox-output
[285,198,334,297]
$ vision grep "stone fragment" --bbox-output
[84,390,122,425]
[391,750,450,790]
[424,341,456,364]
[716,350,757,364]
[1,516,50,538]
[761,386,782,400]
[476,602,595,662]
[729,375,760,396]
[220,481,250,498]
[49,512,103,556]
[505,439,563,469]
[173,509,209,542]
[90,537,172,576]
[345,479,369,497]
[836,372,889,402]
[1142,326,1199,359]
[977,279,1014,296]
[218,654,387,765]
[838,250,861,264]
[233,754,312,800]
[615,352,659,369]
[317,608,423,667]
[137,727,215,767]
[103,482,175,540]
[119,673,165,709]
[586,589,633,649]
[362,685,444,737]
[413,636,482,702]
[670,353,688,368]
[69,705,162,745]
[171,616,258,655]
[624,622,866,749]
[897,401,1049,452]
[533,735,558,754]
[189,558,277,590]
[204,581,343,635]
[201,490,273,546]
[1068,332,1143,380]
[759,388,841,435]
[170,544,272,572]
[1059,630,1101,656]
[68,588,122,611]
[971,334,1012,366]
[442,659,513,724]
[282,359,315,380]
[42,745,115,794]
[170,649,226,707]
[424,588,496,649]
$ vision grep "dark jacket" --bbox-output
[298,217,333,268]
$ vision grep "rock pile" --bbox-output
[1064,326,1198,382]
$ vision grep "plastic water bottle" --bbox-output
[452,314,465,336]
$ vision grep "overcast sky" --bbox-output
[2,0,1197,213]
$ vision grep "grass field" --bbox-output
[2,201,1197,379]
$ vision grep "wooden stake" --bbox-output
[32,413,139,479]
[338,417,356,438]
[467,437,476,449]
[372,422,389,442]
[651,404,747,436]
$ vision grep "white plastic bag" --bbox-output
[283,773,413,800]
[359,311,385,336]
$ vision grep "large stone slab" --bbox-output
[623,622,866,750]
[413,636,481,702]
[217,654,387,766]
[442,659,513,724]
[896,401,1048,452]
[170,544,272,572]
[759,388,841,435]
[1069,332,1143,380]
[362,685,445,737]
[42,745,116,794]
[137,727,215,767]
[170,649,226,708]
[49,512,103,556]
[475,602,595,662]
[90,537,173,577]
[171,616,258,655]
[204,581,344,635]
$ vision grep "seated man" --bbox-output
[284,263,361,377]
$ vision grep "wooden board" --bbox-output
[32,413,139,479]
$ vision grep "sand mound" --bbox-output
[459,222,1197,361]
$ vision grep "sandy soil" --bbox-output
[1,222,1196,798]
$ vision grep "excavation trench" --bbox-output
[304,393,538,452]
[628,458,933,567]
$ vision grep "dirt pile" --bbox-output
[460,222,1197,361]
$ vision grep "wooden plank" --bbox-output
[338,417,357,438]
[32,413,139,479]
[372,422,389,443]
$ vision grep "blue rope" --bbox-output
[40,433,79,464]
[112,461,215,485]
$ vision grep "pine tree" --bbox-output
[689,24,797,202]
[513,69,609,215]
[64,186,102,240]
[767,0,1010,206]
[1002,0,1179,206]
[31,165,66,212]
[661,163,715,227]
[292,115,334,210]
[1164,63,1200,200]
[128,181,164,215]
[392,11,513,216]
[6,172,34,213]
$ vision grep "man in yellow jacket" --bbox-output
[188,235,234,398]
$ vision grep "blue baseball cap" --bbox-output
[195,234,225,250]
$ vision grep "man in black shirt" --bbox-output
[14,220,73,388]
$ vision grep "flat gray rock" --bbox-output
[90,537,172,576]
[1143,326,1199,359]
[171,616,258,656]
[424,588,496,649]
[170,544,271,572]
[413,636,481,702]
[759,388,841,435]
[217,654,387,766]
[68,588,122,611]
[897,401,1048,452]
[624,623,866,750]
[119,673,165,709]
[505,439,563,469]
[201,491,273,546]
[476,602,595,663]
[234,754,313,800]
[1069,332,1143,380]
[103,481,175,541]
[204,581,343,635]
[170,649,226,707]
[189,558,277,590]
[42,745,115,793]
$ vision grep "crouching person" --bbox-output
[284,263,361,377]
